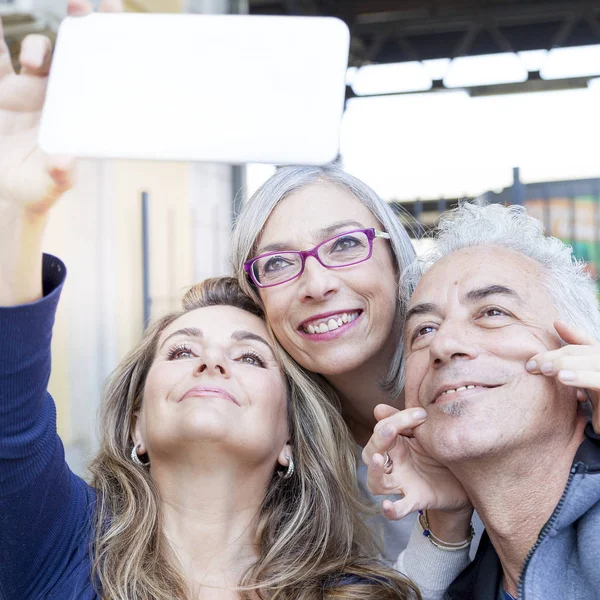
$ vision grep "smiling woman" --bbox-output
[0,264,422,599]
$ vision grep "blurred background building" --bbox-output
[1,0,599,473]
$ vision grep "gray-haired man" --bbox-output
[366,203,600,600]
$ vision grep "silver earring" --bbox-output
[279,454,294,479]
[131,445,147,467]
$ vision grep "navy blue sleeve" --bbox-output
[0,255,96,600]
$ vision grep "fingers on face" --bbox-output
[527,347,600,375]
[554,320,598,347]
[19,34,53,77]
[362,408,427,466]
[374,403,399,421]
[558,370,600,391]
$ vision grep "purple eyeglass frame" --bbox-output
[243,228,391,288]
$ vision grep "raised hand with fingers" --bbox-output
[526,320,600,433]
[0,0,123,305]
[362,404,472,521]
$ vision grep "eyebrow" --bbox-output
[404,285,524,327]
[256,219,366,255]
[159,327,273,353]
[405,303,440,327]
[231,330,273,351]
[464,285,524,304]
[160,327,203,349]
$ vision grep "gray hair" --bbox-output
[231,164,417,399]
[403,202,600,341]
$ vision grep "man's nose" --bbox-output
[429,319,479,366]
[297,256,340,302]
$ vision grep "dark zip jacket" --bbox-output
[445,425,600,600]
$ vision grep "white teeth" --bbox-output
[303,311,359,334]
[441,385,480,396]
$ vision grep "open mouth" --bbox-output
[434,384,500,404]
[300,310,362,335]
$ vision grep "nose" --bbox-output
[428,319,479,367]
[194,346,230,378]
[297,256,341,302]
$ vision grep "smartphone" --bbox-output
[39,13,349,165]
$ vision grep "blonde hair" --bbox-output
[88,277,420,600]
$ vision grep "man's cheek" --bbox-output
[404,356,427,409]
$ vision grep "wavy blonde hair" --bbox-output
[88,277,420,600]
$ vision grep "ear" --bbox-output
[130,410,147,455]
[277,442,293,468]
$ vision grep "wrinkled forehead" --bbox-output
[408,246,549,309]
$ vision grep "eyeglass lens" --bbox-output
[252,230,371,285]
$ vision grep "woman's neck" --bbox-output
[152,458,269,596]
[326,337,403,446]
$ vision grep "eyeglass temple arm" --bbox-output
[375,230,391,239]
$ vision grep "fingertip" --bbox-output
[525,359,537,372]
[558,370,576,383]
[412,407,428,421]
[99,0,125,12]
[67,0,94,16]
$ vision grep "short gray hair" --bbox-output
[403,202,600,341]
[231,164,417,398]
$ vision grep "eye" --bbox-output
[236,351,266,368]
[331,234,363,252]
[263,255,295,273]
[482,307,509,318]
[167,344,195,360]
[412,324,437,341]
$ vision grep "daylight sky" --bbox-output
[247,76,600,203]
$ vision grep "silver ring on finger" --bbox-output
[383,452,393,474]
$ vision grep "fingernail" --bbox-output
[558,370,575,382]
[525,360,537,371]
[380,425,393,438]
[540,362,553,374]
[412,408,427,420]
[21,52,42,68]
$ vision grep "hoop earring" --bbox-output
[279,454,294,479]
[131,444,148,467]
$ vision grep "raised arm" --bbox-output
[0,4,122,598]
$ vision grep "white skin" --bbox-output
[399,245,586,596]
[256,181,400,446]
[131,305,291,598]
